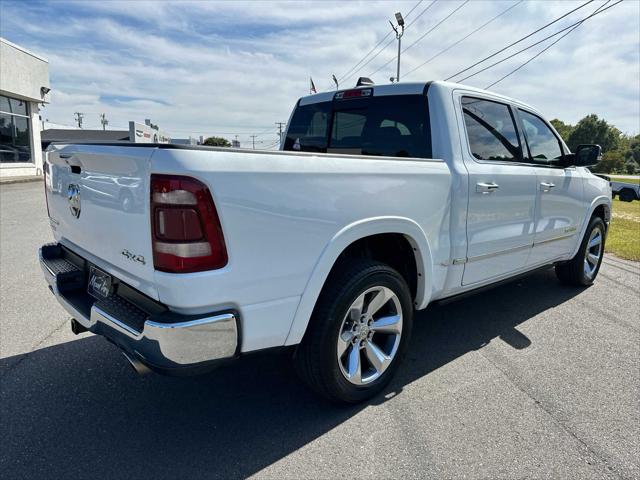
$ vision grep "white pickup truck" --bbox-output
[40,81,611,402]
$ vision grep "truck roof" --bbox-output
[298,80,537,113]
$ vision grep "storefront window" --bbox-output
[0,94,32,163]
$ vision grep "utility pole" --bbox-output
[99,113,109,131]
[389,12,405,83]
[250,135,257,149]
[332,74,339,90]
[74,112,84,129]
[275,122,286,147]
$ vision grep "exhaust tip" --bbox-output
[122,351,152,376]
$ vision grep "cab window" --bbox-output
[518,109,563,165]
[461,96,522,162]
[284,94,431,158]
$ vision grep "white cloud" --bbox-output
[1,0,638,142]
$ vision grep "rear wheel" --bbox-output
[294,259,413,403]
[619,188,636,202]
[555,216,606,286]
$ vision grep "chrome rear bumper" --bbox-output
[39,243,239,374]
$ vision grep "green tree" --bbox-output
[592,150,626,174]
[550,118,573,143]
[627,135,640,163]
[203,136,231,147]
[566,114,621,152]
[624,159,639,174]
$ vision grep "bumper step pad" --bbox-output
[95,295,149,333]
[40,244,85,293]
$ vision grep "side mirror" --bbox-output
[560,144,602,167]
[575,144,602,166]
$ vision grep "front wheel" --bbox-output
[294,259,413,403]
[555,216,606,286]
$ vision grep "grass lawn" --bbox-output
[606,198,640,261]
[609,175,640,184]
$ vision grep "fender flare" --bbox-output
[284,216,434,346]
[569,196,611,259]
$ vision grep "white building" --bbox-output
[0,38,50,178]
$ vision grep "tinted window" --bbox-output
[0,99,31,163]
[519,110,562,164]
[0,94,28,116]
[284,94,431,158]
[332,110,366,147]
[462,97,521,162]
[284,102,331,153]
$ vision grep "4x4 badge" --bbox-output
[121,249,146,265]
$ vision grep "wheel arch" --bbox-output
[284,217,433,346]
[570,196,611,259]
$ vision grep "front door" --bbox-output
[517,109,585,265]
[459,96,538,286]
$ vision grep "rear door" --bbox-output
[45,144,157,291]
[458,95,537,286]
[516,109,585,264]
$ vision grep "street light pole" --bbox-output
[390,12,405,83]
[396,30,402,82]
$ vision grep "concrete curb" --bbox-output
[0,176,42,185]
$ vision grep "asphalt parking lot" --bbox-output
[1,181,639,479]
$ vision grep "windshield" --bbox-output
[283,94,431,159]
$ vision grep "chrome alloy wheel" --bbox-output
[337,286,403,385]
[584,226,603,279]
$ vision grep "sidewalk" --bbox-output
[0,175,42,185]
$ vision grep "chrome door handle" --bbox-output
[540,182,556,192]
[476,182,500,194]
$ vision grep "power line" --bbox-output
[403,0,439,29]
[485,0,620,89]
[335,33,393,85]
[457,0,621,84]
[335,0,430,87]
[402,0,469,55]
[345,37,396,83]
[369,0,469,78]
[404,0,425,19]
[261,140,281,150]
[403,0,524,79]
[445,0,595,81]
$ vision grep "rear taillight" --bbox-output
[150,174,227,273]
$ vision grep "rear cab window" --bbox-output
[284,91,431,159]
[461,96,522,162]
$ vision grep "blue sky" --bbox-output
[1,0,638,145]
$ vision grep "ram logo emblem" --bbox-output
[67,184,81,218]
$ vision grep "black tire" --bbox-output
[619,188,635,202]
[294,259,413,403]
[555,216,606,286]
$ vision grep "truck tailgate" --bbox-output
[45,144,157,296]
